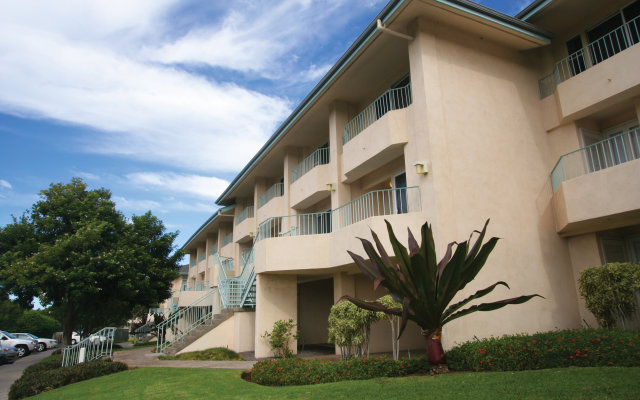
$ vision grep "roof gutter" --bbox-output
[515,0,554,21]
[181,204,236,250]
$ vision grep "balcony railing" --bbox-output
[551,127,640,192]
[256,187,421,241]
[190,259,196,267]
[343,83,412,145]
[258,183,284,208]
[209,246,217,255]
[221,232,233,247]
[257,211,332,241]
[198,253,205,262]
[539,15,640,98]
[220,256,234,271]
[236,205,254,225]
[182,280,209,291]
[291,147,330,183]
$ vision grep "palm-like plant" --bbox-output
[340,219,542,365]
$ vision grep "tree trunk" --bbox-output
[62,300,76,346]
[423,329,446,365]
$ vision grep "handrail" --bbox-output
[551,127,640,192]
[258,183,284,208]
[61,327,116,367]
[291,147,330,183]
[156,289,221,353]
[215,247,256,308]
[538,15,639,98]
[236,205,255,225]
[343,83,412,144]
[220,256,234,271]
[255,187,421,241]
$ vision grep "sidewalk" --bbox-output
[112,347,256,370]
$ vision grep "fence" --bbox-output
[551,128,640,192]
[343,83,412,144]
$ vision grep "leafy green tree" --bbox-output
[15,310,61,338]
[0,178,180,345]
[342,219,541,365]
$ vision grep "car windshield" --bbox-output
[1,331,17,339]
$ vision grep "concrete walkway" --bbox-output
[112,347,256,370]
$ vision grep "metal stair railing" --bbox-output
[155,289,221,353]
[216,247,256,308]
[61,327,116,367]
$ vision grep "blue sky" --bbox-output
[0,0,534,253]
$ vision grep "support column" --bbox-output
[567,233,602,327]
[634,97,640,123]
[255,273,298,358]
[329,101,352,225]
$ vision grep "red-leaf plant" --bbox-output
[340,219,542,365]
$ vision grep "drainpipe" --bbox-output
[377,19,414,40]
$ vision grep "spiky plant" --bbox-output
[341,219,542,365]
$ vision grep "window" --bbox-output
[585,1,640,65]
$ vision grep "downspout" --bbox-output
[376,19,414,40]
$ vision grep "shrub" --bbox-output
[22,354,63,375]
[328,301,383,360]
[579,263,640,327]
[262,319,299,358]
[446,328,640,372]
[9,358,127,400]
[250,356,404,386]
[159,347,243,361]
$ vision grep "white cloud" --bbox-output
[0,179,12,190]
[112,196,163,213]
[126,172,229,200]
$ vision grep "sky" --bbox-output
[0,0,534,253]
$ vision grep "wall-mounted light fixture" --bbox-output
[326,183,335,192]
[413,161,430,175]
[249,232,255,238]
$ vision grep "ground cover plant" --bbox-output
[28,366,640,400]
[158,347,243,361]
[262,319,299,358]
[446,327,640,371]
[342,219,540,365]
[9,354,127,400]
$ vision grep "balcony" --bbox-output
[551,128,640,235]
[234,205,255,243]
[254,187,422,273]
[258,183,284,208]
[221,232,233,247]
[290,148,330,209]
[341,86,411,183]
[256,186,421,241]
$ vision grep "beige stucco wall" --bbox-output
[567,234,601,328]
[290,163,330,210]
[405,18,582,347]
[255,274,298,358]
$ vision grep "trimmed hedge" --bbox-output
[446,328,640,372]
[250,356,423,386]
[9,357,127,400]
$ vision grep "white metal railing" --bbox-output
[539,15,639,98]
[220,256,234,271]
[156,289,221,353]
[221,232,233,247]
[133,323,153,345]
[256,187,421,241]
[61,327,116,367]
[291,147,330,183]
[182,280,209,292]
[198,253,205,262]
[258,183,284,208]
[209,246,217,255]
[148,307,168,315]
[216,248,256,308]
[256,211,332,241]
[190,259,196,267]
[343,83,412,145]
[551,128,640,192]
[236,205,254,225]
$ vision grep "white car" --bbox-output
[72,332,81,344]
[12,333,58,352]
[0,330,36,357]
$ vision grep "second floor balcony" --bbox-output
[258,183,284,208]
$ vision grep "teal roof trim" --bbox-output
[515,0,554,21]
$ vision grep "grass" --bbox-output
[29,366,639,399]
[158,347,243,361]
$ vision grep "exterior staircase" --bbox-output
[162,308,235,356]
[156,246,257,354]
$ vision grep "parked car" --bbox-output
[0,344,19,364]
[0,330,36,357]
[12,333,58,352]
[72,332,80,344]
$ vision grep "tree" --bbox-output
[0,178,181,345]
[341,219,541,365]
[328,300,383,360]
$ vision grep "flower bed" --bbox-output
[446,328,639,372]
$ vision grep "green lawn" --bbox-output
[30,367,639,400]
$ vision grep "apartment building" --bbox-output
[157,0,640,358]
